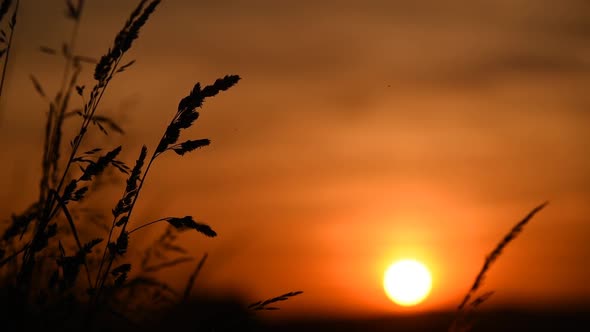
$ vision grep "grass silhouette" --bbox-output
[449,202,549,332]
[0,1,300,330]
[0,0,17,106]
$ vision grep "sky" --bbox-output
[1,0,590,317]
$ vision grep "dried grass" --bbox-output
[0,1,294,330]
[449,202,549,332]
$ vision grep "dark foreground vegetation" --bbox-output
[0,0,300,330]
[260,309,590,332]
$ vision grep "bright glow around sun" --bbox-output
[383,259,432,307]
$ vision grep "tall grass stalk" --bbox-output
[89,75,241,317]
[449,201,549,332]
[0,0,18,120]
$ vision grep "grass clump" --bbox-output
[0,1,300,330]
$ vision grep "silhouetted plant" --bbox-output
[13,0,157,295]
[249,291,304,311]
[449,202,549,332]
[90,74,241,314]
[0,1,302,330]
[0,0,17,105]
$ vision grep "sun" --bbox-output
[383,259,432,307]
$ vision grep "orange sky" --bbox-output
[1,0,590,317]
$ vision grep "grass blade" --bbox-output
[51,189,92,288]
[457,201,549,310]
[182,252,207,303]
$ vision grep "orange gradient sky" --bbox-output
[1,0,590,317]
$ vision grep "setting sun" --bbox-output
[383,259,432,307]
